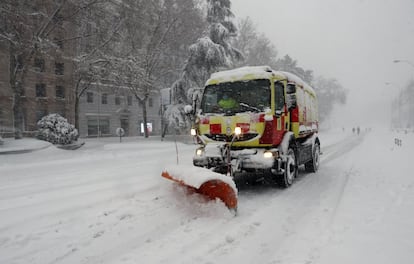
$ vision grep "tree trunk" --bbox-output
[142,100,149,138]
[75,95,80,131]
[9,48,25,139]
[12,87,24,139]
[10,45,35,139]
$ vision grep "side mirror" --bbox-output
[184,105,193,114]
[286,83,297,111]
[286,94,297,111]
[286,83,296,94]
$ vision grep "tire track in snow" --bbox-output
[162,133,368,264]
[0,142,189,198]
[49,185,232,264]
[320,133,365,163]
[0,134,366,264]
[0,184,180,264]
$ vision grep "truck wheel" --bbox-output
[278,147,297,188]
[305,143,320,173]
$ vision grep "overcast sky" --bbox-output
[231,0,414,128]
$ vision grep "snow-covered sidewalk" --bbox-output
[0,138,51,155]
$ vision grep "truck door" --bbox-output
[274,81,288,143]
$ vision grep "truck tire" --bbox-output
[305,143,320,173]
[277,147,297,188]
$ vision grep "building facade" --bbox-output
[78,84,161,137]
[0,41,13,136]
[0,2,77,137]
[1,1,163,138]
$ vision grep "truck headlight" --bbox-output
[190,128,197,136]
[263,150,279,159]
[263,151,273,159]
[195,147,204,156]
[234,126,242,136]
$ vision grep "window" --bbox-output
[52,14,63,26]
[274,82,285,112]
[99,119,110,135]
[54,38,64,50]
[127,96,132,106]
[16,55,23,70]
[36,109,48,121]
[149,97,153,107]
[101,93,108,104]
[120,119,129,136]
[34,58,45,72]
[86,23,92,34]
[87,119,97,136]
[56,86,65,99]
[85,43,92,53]
[201,79,270,114]
[36,84,46,97]
[87,92,93,103]
[57,109,65,118]
[55,62,64,75]
[0,108,3,127]
[115,96,121,105]
[87,118,110,136]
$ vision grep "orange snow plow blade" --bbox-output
[197,180,238,209]
[161,167,238,211]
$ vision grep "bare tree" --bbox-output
[233,16,278,68]
[165,0,242,132]
[0,0,101,138]
[313,76,348,122]
[72,3,124,130]
[115,0,204,138]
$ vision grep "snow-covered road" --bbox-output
[0,129,413,264]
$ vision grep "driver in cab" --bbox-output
[218,92,237,109]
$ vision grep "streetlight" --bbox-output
[393,59,414,69]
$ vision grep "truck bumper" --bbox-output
[193,145,283,174]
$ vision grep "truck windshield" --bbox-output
[201,79,271,114]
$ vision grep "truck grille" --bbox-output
[204,133,258,142]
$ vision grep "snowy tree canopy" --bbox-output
[165,0,242,132]
[392,80,414,129]
[313,76,348,122]
[233,17,278,69]
[276,55,314,84]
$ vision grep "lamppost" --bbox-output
[97,84,101,138]
[393,59,414,69]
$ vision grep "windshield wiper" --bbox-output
[239,102,261,112]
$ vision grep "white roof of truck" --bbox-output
[207,66,316,96]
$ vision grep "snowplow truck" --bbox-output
[190,66,320,187]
